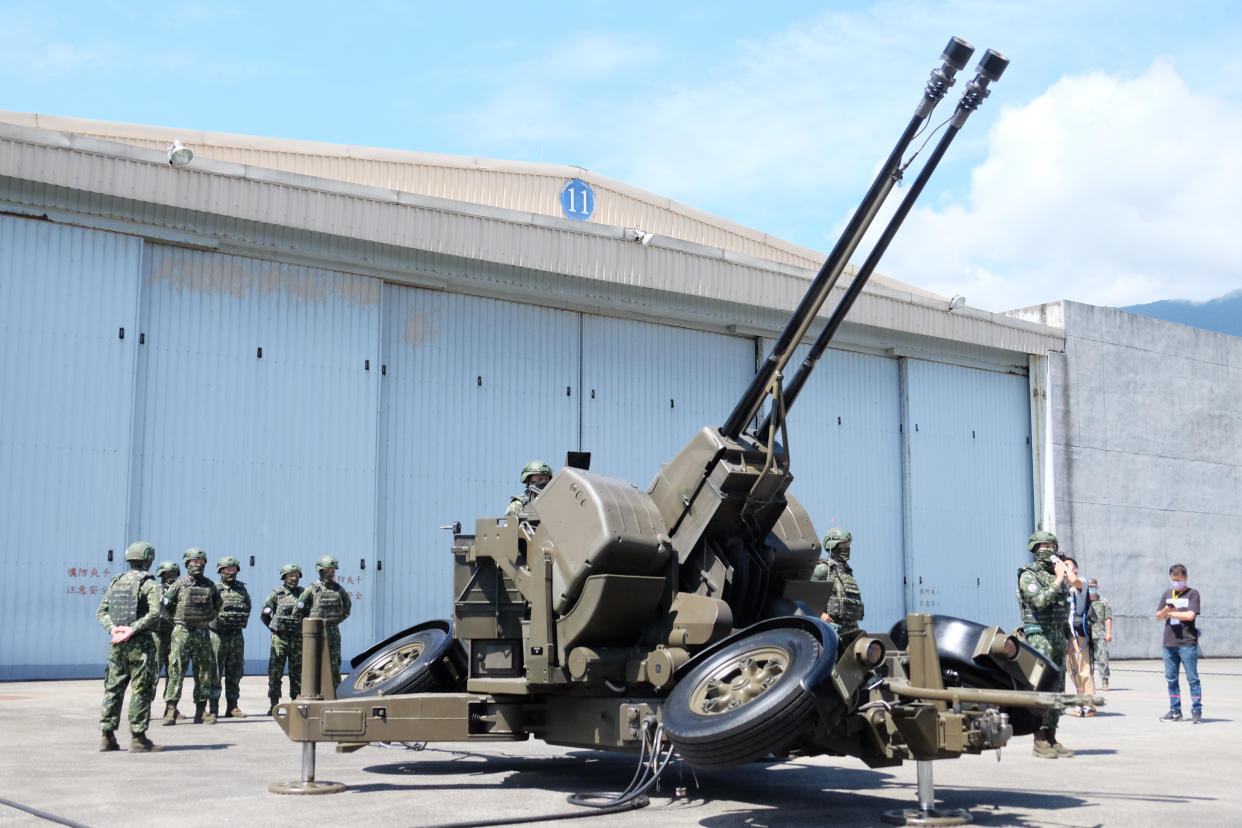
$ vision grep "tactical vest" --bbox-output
[107,570,153,626]
[307,581,346,623]
[1016,562,1069,631]
[156,579,178,632]
[826,560,864,630]
[215,581,251,632]
[269,585,303,636]
[173,574,217,627]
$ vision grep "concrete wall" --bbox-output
[1016,302,1242,657]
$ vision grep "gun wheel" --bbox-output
[337,626,464,698]
[663,627,823,770]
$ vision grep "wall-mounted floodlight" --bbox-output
[167,141,193,167]
[948,294,966,311]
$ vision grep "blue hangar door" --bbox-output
[0,217,143,678]
[373,285,580,642]
[774,344,906,631]
[902,359,1033,628]
[133,246,383,670]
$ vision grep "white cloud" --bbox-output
[877,60,1242,311]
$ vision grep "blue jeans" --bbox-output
[1163,645,1202,714]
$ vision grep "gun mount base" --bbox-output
[881,761,971,826]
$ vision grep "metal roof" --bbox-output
[0,114,1063,358]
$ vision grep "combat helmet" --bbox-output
[182,547,208,564]
[155,560,180,577]
[216,556,241,573]
[822,528,852,550]
[1027,530,1057,553]
[124,541,156,563]
[315,555,339,572]
[279,563,302,578]
[520,461,553,483]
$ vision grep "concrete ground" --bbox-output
[1,659,1237,828]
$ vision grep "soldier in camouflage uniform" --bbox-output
[153,560,180,701]
[161,547,222,725]
[1086,578,1113,691]
[1017,530,1075,759]
[295,555,352,691]
[506,461,552,515]
[210,556,252,719]
[261,563,305,714]
[97,541,166,753]
[811,528,863,635]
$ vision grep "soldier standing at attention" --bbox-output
[1086,578,1113,691]
[211,556,252,719]
[1017,530,1075,758]
[97,541,166,752]
[812,528,863,635]
[506,461,553,515]
[161,547,222,725]
[296,556,352,691]
[261,563,305,714]
[152,560,181,700]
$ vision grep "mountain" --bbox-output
[1121,289,1242,338]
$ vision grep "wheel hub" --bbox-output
[689,645,788,716]
[353,641,426,691]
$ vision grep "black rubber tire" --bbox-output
[662,627,822,770]
[887,614,1061,736]
[337,627,460,698]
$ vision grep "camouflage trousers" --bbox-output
[267,632,302,703]
[215,630,246,705]
[1026,629,1067,732]
[326,623,342,691]
[1090,639,1110,682]
[165,626,219,704]
[100,633,158,734]
[155,626,174,695]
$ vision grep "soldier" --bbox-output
[1017,530,1075,759]
[1086,578,1113,691]
[161,547,222,725]
[153,560,181,700]
[261,563,305,714]
[211,556,252,719]
[97,541,166,752]
[812,528,863,635]
[506,461,553,515]
[295,555,352,690]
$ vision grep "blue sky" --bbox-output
[3,1,1240,312]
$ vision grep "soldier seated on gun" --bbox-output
[812,528,864,636]
[506,461,553,515]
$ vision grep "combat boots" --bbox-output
[129,732,163,752]
[162,702,179,726]
[193,701,205,724]
[268,698,280,716]
[99,731,119,752]
[1032,729,1059,759]
[1048,728,1075,758]
[204,699,218,725]
[226,700,246,718]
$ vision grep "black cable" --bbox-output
[0,796,92,828]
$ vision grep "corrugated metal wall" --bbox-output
[777,344,907,631]
[133,247,383,666]
[581,316,755,488]
[0,216,142,677]
[902,359,1034,628]
[374,285,580,639]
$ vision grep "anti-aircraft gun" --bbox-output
[275,38,1091,781]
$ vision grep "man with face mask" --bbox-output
[152,560,181,702]
[295,556,352,691]
[1017,530,1075,758]
[210,556,252,719]
[811,528,863,635]
[261,563,305,714]
[1156,563,1202,723]
[506,461,553,515]
[161,547,222,725]
[1086,579,1113,691]
[1060,555,1095,717]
